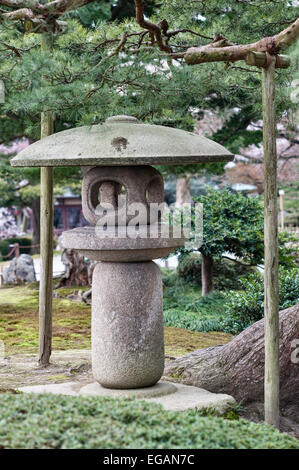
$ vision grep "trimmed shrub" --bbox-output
[0,236,32,260]
[177,253,202,284]
[177,253,256,290]
[0,393,298,449]
[222,267,299,334]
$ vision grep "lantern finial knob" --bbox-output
[105,115,140,124]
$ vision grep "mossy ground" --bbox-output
[0,284,91,354]
[0,280,232,357]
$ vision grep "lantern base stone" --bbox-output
[17,381,236,414]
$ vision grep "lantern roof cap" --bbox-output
[11,115,233,167]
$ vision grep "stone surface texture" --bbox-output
[92,261,164,388]
[61,225,187,262]
[11,115,233,167]
[80,381,177,398]
[17,380,236,414]
[82,165,164,226]
[3,254,36,284]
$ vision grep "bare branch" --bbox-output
[0,41,22,56]
[0,0,97,23]
[2,8,36,20]
[0,1,46,13]
[133,1,298,66]
[273,15,299,48]
[45,0,96,15]
[135,0,172,53]
[184,17,299,65]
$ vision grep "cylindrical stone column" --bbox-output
[92,261,164,389]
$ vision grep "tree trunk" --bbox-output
[55,249,95,288]
[201,254,214,296]
[164,303,299,406]
[175,175,191,207]
[31,198,40,253]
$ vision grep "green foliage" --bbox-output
[162,270,227,332]
[211,106,263,154]
[0,393,297,449]
[1,0,298,235]
[0,150,82,210]
[278,230,299,268]
[73,0,113,26]
[186,190,296,270]
[0,236,31,260]
[74,0,159,27]
[222,267,299,334]
[183,188,264,264]
[177,252,202,284]
[177,253,256,290]
[1,1,297,146]
[281,181,299,226]
[164,308,226,333]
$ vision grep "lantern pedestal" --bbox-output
[62,223,186,389]
[91,261,164,389]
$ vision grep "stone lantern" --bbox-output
[12,115,233,396]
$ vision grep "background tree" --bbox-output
[182,188,265,296]
[181,188,296,296]
[1,1,298,216]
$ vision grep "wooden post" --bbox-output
[262,56,280,429]
[279,189,285,230]
[14,243,20,258]
[38,30,54,366]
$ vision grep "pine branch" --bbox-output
[183,17,299,64]
[134,0,299,64]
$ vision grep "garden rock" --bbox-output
[3,254,36,284]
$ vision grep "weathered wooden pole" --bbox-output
[38,30,54,366]
[262,55,280,428]
[245,51,291,429]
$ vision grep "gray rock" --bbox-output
[3,254,36,284]
[18,380,236,415]
[92,261,164,389]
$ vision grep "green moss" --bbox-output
[0,283,232,356]
[47,374,70,382]
[0,285,90,354]
[0,393,298,449]
[164,326,232,356]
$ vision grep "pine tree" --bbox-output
[0,0,298,238]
